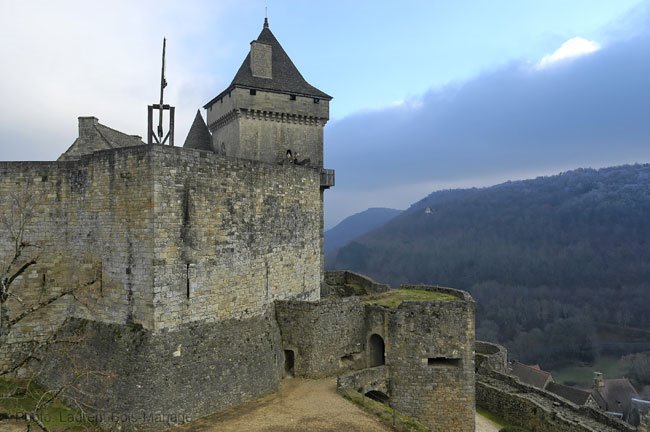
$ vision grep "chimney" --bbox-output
[78,116,99,139]
[594,372,604,389]
[250,41,272,79]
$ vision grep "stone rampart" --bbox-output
[39,312,283,431]
[1,144,323,368]
[475,340,508,373]
[477,371,634,432]
[322,270,390,297]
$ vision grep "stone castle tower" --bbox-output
[204,18,331,167]
[1,19,475,432]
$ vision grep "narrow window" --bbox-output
[427,357,462,367]
[99,261,103,296]
[186,263,190,299]
[220,98,223,103]
[250,89,257,95]
[290,94,296,101]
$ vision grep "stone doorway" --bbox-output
[368,334,385,367]
[284,349,295,377]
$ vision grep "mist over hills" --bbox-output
[324,207,401,256]
[329,163,650,365]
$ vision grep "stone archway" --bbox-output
[365,390,389,404]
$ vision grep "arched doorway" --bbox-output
[368,334,385,367]
[365,390,389,404]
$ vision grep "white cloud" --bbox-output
[0,1,234,161]
[536,37,601,69]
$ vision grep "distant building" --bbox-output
[510,361,554,389]
[545,381,599,408]
[591,372,639,422]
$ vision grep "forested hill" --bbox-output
[330,164,650,291]
[324,207,401,255]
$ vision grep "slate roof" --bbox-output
[58,117,144,161]
[592,378,639,416]
[183,110,213,152]
[510,361,554,389]
[546,382,593,406]
[204,19,331,108]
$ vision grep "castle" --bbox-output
[0,19,475,431]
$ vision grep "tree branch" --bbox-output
[6,273,100,329]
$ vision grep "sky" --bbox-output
[1,0,649,228]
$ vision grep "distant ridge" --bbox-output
[330,163,650,289]
[324,207,401,257]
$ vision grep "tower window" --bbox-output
[427,357,462,367]
[186,263,191,299]
[313,98,320,104]
[290,94,296,101]
[250,89,257,95]
[220,98,223,103]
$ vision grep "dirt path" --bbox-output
[173,378,392,432]
[475,412,501,432]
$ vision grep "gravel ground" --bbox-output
[173,378,392,432]
[0,380,504,432]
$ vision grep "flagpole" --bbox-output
[158,37,166,141]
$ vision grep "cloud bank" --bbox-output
[324,27,650,227]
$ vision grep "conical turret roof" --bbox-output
[204,19,331,107]
[183,110,213,151]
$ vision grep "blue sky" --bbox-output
[1,0,649,227]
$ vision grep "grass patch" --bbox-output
[0,378,97,431]
[550,355,627,387]
[476,407,507,427]
[339,388,429,432]
[344,281,369,296]
[362,289,457,308]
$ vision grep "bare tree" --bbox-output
[0,187,101,431]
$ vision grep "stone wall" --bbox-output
[0,147,155,369]
[150,146,322,330]
[477,370,634,432]
[475,340,508,373]
[388,286,475,432]
[275,297,366,377]
[40,312,283,431]
[277,285,476,432]
[323,270,390,297]
[337,365,389,396]
[1,144,324,367]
